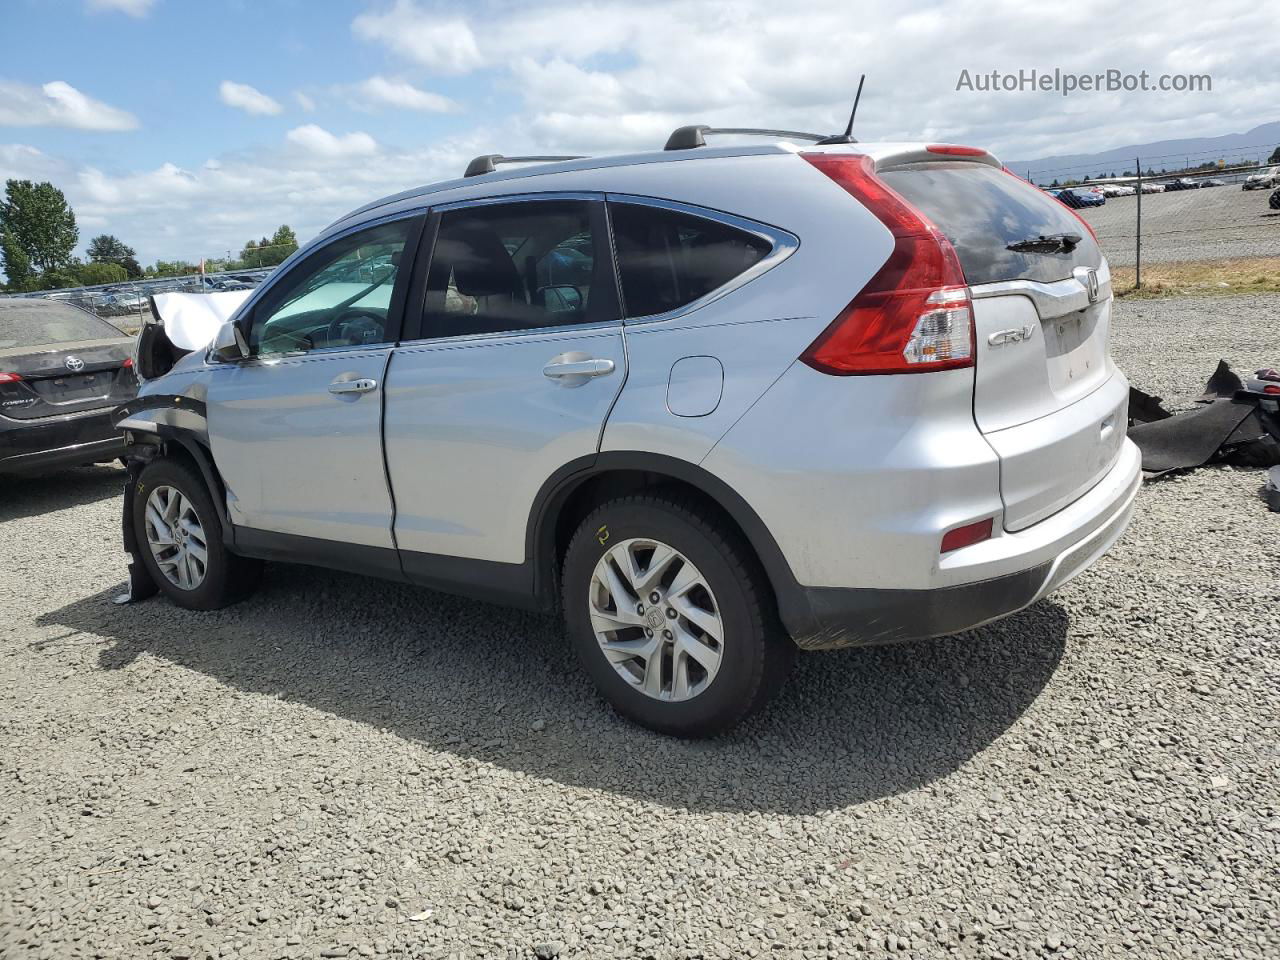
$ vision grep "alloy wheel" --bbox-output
[588,537,724,701]
[144,485,209,590]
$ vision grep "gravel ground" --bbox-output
[2,297,1279,960]
[1079,187,1280,266]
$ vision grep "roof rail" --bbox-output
[664,126,841,151]
[463,154,587,178]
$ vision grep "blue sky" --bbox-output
[2,0,1278,264]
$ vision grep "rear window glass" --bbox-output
[0,300,124,349]
[609,203,771,317]
[877,162,1102,285]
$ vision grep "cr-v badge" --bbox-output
[988,324,1035,346]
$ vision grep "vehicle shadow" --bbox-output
[39,563,1068,814]
[0,464,124,523]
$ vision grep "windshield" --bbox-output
[0,300,124,349]
[878,162,1103,285]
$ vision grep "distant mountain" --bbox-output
[1007,121,1280,181]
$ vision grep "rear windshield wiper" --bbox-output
[1006,232,1082,254]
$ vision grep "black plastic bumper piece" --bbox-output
[782,563,1052,651]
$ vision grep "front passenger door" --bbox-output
[206,214,423,550]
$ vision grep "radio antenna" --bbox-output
[816,75,864,144]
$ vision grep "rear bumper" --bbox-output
[0,409,124,474]
[785,438,1141,649]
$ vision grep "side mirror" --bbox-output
[211,321,249,362]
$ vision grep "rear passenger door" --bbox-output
[383,195,626,585]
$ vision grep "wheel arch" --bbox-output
[528,452,812,638]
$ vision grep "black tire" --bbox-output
[131,457,261,610]
[1269,188,1280,211]
[561,492,794,737]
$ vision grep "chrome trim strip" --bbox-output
[432,190,601,211]
[969,260,1111,320]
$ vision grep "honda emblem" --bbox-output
[1085,268,1100,303]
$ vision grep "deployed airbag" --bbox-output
[150,290,252,351]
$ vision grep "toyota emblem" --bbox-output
[64,355,85,372]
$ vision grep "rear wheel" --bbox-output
[132,458,260,610]
[561,493,794,737]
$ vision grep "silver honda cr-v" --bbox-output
[116,129,1140,737]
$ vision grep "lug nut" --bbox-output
[636,603,645,614]
[666,608,676,619]
[644,628,653,637]
[649,591,660,603]
[662,629,673,640]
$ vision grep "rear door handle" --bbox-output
[542,358,615,380]
[328,377,378,395]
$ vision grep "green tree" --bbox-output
[1,229,35,291]
[86,233,144,279]
[36,267,82,291]
[0,180,78,283]
[1269,146,1280,165]
[75,261,127,286]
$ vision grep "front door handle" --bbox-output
[542,358,616,380]
[329,377,378,395]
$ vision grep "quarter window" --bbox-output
[247,218,415,356]
[608,203,772,318]
[421,199,614,338]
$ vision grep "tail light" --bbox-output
[0,372,22,384]
[1003,167,1099,243]
[122,356,134,368]
[800,153,974,375]
[927,144,988,157]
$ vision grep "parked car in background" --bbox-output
[1163,178,1200,191]
[1053,187,1105,208]
[1140,182,1165,193]
[1097,184,1135,197]
[1270,188,1280,210]
[117,135,1139,736]
[0,299,137,474]
[1242,166,1279,190]
[1197,178,1225,188]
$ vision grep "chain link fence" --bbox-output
[1027,160,1280,294]
[0,267,274,334]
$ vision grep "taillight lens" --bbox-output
[927,144,988,157]
[800,153,974,375]
[0,372,22,383]
[122,356,134,368]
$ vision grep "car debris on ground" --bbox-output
[1127,361,1280,495]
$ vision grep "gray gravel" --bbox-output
[3,296,1279,959]
[1079,187,1280,266]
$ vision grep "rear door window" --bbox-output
[877,162,1102,286]
[608,203,772,318]
[419,199,618,339]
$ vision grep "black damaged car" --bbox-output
[0,298,138,474]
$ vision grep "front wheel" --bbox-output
[561,493,794,737]
[131,457,260,610]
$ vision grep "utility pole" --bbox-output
[1134,156,1142,291]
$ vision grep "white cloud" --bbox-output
[351,0,1280,164]
[0,81,138,131]
[86,0,156,16]
[285,124,379,158]
[219,81,283,116]
[353,1,482,73]
[294,91,316,112]
[356,76,457,113]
